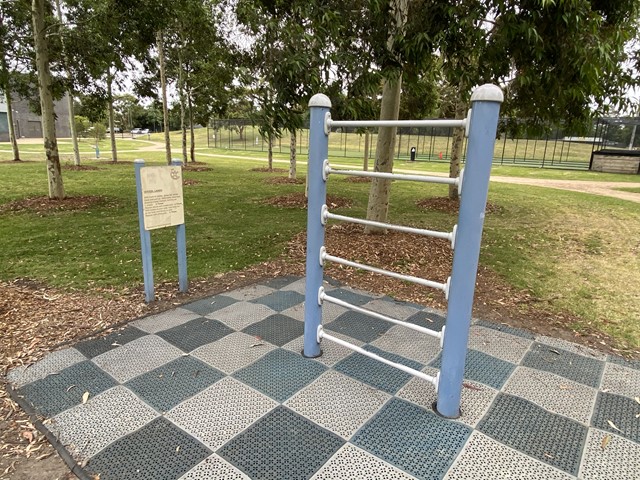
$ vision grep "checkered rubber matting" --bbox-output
[6,276,639,480]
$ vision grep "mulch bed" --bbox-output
[98,160,135,165]
[183,162,212,172]
[0,196,107,215]
[416,196,502,214]
[261,192,353,209]
[344,176,371,183]
[183,179,202,186]
[251,167,288,173]
[265,177,305,185]
[62,165,100,171]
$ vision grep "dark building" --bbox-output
[0,92,72,142]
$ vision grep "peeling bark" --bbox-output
[32,0,64,199]
[4,88,20,161]
[289,129,296,179]
[365,75,402,233]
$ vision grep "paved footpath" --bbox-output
[6,276,640,480]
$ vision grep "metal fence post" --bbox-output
[171,158,188,293]
[303,94,331,358]
[436,84,503,418]
[134,159,155,302]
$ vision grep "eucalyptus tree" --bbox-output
[31,0,65,198]
[235,0,331,177]
[163,0,234,163]
[0,0,32,162]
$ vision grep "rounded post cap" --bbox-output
[134,158,145,164]
[471,84,504,103]
[309,93,331,108]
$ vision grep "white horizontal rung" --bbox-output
[319,327,439,388]
[322,251,448,292]
[324,209,452,242]
[327,167,458,186]
[322,293,442,340]
[327,119,466,129]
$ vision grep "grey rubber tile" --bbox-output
[522,342,604,388]
[74,326,147,358]
[183,295,238,316]
[241,314,303,347]
[325,311,393,343]
[591,391,640,444]
[430,349,516,390]
[7,348,86,388]
[157,317,234,352]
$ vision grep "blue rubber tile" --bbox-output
[475,319,535,340]
[477,393,587,475]
[522,342,604,387]
[250,290,305,312]
[262,275,302,289]
[125,356,224,412]
[218,406,343,480]
[157,317,233,352]
[74,326,147,358]
[430,349,515,390]
[183,295,238,316]
[86,417,211,480]
[322,276,343,287]
[19,361,117,417]
[352,398,471,479]
[241,314,303,347]
[592,392,640,444]
[405,310,447,331]
[325,311,393,343]
[607,354,640,371]
[328,288,375,306]
[234,349,327,402]
[334,347,423,395]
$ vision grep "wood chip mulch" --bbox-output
[264,177,304,185]
[261,192,353,209]
[183,179,202,186]
[182,165,212,172]
[250,167,288,173]
[416,196,502,214]
[0,196,108,215]
[62,165,100,171]
[344,176,371,183]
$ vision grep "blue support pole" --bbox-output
[171,159,188,293]
[437,85,503,418]
[134,159,155,302]
[303,94,331,358]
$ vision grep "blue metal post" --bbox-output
[303,94,331,358]
[437,85,503,418]
[134,159,155,302]
[171,159,188,293]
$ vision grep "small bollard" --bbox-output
[95,145,100,159]
[410,146,416,161]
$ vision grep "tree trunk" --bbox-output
[289,129,297,179]
[106,72,117,163]
[267,134,273,171]
[54,0,80,166]
[365,75,402,233]
[4,88,20,161]
[448,97,468,199]
[364,0,408,233]
[32,0,64,199]
[363,130,370,171]
[188,92,195,162]
[157,31,171,165]
[178,48,187,164]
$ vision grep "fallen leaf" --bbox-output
[548,349,560,355]
[249,343,265,348]
[559,385,571,390]
[462,382,482,391]
[176,446,181,453]
[601,434,611,450]
[21,431,34,443]
[82,391,90,404]
[607,420,621,432]
[66,384,77,392]
[634,397,640,405]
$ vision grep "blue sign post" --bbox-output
[134,158,188,302]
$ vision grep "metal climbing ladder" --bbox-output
[303,84,503,418]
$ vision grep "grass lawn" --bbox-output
[1,138,639,351]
